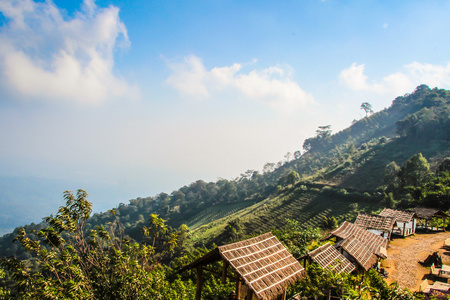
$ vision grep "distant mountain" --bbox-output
[0,176,68,235]
[1,84,450,257]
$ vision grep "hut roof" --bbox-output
[307,243,355,274]
[181,232,306,300]
[354,213,396,233]
[414,207,449,219]
[323,221,388,259]
[379,208,417,223]
[339,237,379,271]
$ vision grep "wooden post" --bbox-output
[222,260,228,284]
[281,290,287,300]
[196,265,203,300]
[246,288,253,300]
[236,279,242,299]
[403,223,406,237]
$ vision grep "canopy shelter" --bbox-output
[378,208,417,237]
[301,242,355,274]
[179,232,306,300]
[354,213,396,239]
[414,207,449,231]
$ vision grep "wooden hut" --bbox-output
[302,242,356,274]
[322,221,388,273]
[337,237,379,272]
[354,212,396,239]
[414,207,449,231]
[323,221,388,259]
[379,208,417,237]
[180,232,306,300]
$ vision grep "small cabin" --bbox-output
[354,212,396,239]
[379,208,417,237]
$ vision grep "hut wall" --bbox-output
[367,229,389,238]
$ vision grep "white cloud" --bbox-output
[0,0,138,105]
[339,62,450,96]
[165,55,210,98]
[166,55,315,113]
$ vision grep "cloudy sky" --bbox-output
[1,0,450,230]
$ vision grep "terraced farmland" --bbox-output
[190,184,380,246]
[184,201,256,229]
[243,190,374,234]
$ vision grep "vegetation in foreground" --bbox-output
[0,190,427,299]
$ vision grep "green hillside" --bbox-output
[1,84,450,258]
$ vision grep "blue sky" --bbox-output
[1,0,450,232]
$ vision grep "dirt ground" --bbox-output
[382,230,450,292]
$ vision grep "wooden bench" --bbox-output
[419,279,450,293]
[430,263,450,279]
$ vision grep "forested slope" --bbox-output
[1,84,450,258]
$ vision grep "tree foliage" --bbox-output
[291,264,417,300]
[361,102,374,117]
[1,190,194,300]
[272,219,321,258]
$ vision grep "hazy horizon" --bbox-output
[2,0,450,234]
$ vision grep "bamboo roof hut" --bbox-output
[414,207,449,231]
[180,232,306,300]
[303,242,355,274]
[338,237,379,271]
[354,213,396,238]
[379,208,416,223]
[379,208,417,236]
[323,221,388,259]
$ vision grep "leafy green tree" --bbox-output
[286,171,300,185]
[437,157,450,176]
[1,190,194,300]
[383,161,401,191]
[223,219,244,243]
[316,125,332,139]
[398,153,432,188]
[347,143,356,155]
[290,265,416,299]
[361,102,374,117]
[382,192,396,208]
[0,267,11,299]
[272,219,321,258]
[322,216,338,229]
[408,173,450,210]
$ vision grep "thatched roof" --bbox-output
[414,207,449,219]
[323,221,388,259]
[379,208,417,223]
[181,232,306,300]
[354,213,395,233]
[340,237,379,271]
[307,243,355,274]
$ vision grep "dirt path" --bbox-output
[383,231,450,291]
